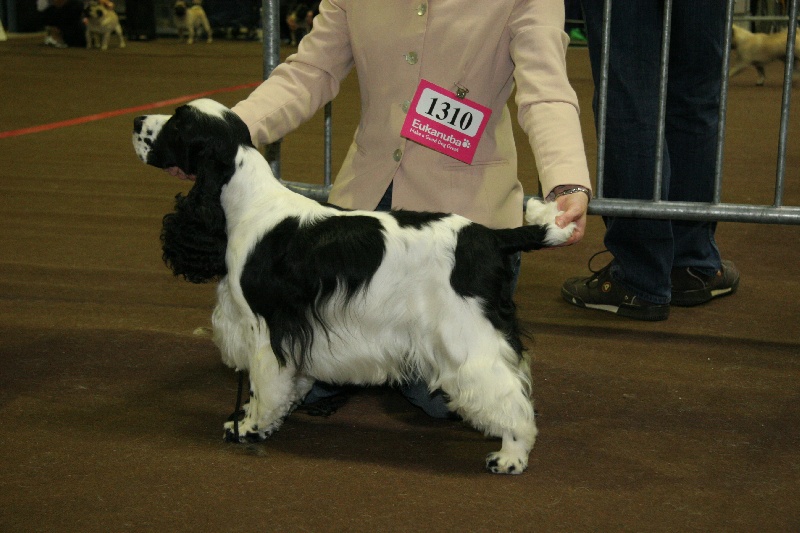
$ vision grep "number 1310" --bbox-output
[424,98,474,132]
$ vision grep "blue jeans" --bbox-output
[580,0,726,303]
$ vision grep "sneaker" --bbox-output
[568,28,587,43]
[671,260,740,307]
[562,256,670,321]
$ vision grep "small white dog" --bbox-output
[174,0,213,44]
[730,25,800,86]
[84,0,125,50]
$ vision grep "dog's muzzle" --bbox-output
[133,116,145,135]
[133,114,163,164]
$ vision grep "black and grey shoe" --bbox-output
[671,260,740,307]
[561,256,670,321]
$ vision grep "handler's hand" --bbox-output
[554,192,589,246]
[165,166,196,181]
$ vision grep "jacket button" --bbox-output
[405,52,418,65]
[417,4,427,15]
[393,149,402,161]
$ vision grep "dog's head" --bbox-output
[133,98,252,182]
[132,99,252,283]
[174,0,188,17]
[84,1,108,20]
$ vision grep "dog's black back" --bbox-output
[238,209,530,367]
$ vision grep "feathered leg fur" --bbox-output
[215,279,314,441]
[427,295,537,474]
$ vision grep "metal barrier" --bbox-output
[589,0,799,225]
[259,0,332,202]
[260,0,800,223]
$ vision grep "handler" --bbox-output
[229,0,593,416]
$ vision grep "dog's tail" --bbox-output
[493,199,575,254]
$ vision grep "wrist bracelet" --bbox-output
[553,185,591,202]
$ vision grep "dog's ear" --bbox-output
[175,104,251,180]
[186,136,236,180]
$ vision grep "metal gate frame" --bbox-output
[260,0,800,223]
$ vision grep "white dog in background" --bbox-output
[174,0,213,44]
[84,0,125,50]
[730,25,800,86]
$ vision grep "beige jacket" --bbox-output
[232,0,591,229]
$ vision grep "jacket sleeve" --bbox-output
[509,0,592,197]
[231,0,355,147]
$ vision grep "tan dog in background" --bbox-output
[84,0,126,50]
[730,25,799,86]
[174,0,213,44]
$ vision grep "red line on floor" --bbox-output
[0,82,261,140]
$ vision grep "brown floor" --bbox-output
[1,35,799,532]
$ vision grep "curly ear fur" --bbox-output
[161,177,228,283]
[160,114,245,283]
[140,101,253,283]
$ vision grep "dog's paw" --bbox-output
[485,451,527,475]
[223,418,270,443]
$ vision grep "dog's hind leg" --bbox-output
[435,317,537,474]
[449,355,537,474]
[728,61,748,80]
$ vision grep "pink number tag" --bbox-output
[400,79,492,164]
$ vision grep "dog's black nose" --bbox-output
[133,116,145,134]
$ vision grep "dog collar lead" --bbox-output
[226,370,246,441]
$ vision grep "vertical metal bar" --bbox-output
[262,0,281,79]
[324,102,333,186]
[774,0,798,208]
[652,0,673,202]
[594,0,613,200]
[4,0,16,33]
[263,0,282,179]
[713,0,737,205]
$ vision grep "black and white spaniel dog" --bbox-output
[132,98,575,474]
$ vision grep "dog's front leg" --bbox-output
[755,64,766,86]
[485,427,537,475]
[223,346,301,442]
[100,32,110,50]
